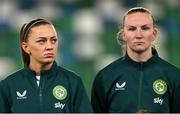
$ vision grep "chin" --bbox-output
[134,48,147,53]
[43,59,55,64]
[133,47,146,53]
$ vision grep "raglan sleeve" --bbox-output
[73,77,93,113]
[0,80,11,112]
[171,69,180,112]
[91,71,107,113]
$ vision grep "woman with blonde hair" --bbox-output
[91,7,180,113]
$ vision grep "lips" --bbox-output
[134,42,144,45]
[44,53,54,57]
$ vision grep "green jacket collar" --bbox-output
[23,62,59,79]
[124,48,159,67]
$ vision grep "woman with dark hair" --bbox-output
[0,18,92,113]
[91,7,180,113]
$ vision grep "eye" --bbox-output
[36,39,46,44]
[141,26,150,31]
[128,27,136,31]
[51,38,57,44]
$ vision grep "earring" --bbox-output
[27,51,31,55]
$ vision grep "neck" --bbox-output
[29,62,53,76]
[127,48,152,62]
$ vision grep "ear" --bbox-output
[21,42,30,54]
[152,28,158,41]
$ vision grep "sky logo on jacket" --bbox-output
[16,90,27,99]
[54,102,65,109]
[154,97,163,105]
[115,82,126,90]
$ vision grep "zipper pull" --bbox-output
[39,86,42,96]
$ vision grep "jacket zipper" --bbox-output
[138,62,143,109]
[39,76,44,112]
[39,85,42,112]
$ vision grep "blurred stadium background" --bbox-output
[0,0,179,97]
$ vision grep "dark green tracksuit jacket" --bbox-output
[91,49,180,113]
[0,62,92,113]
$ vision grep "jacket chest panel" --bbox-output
[10,81,71,112]
[107,72,170,112]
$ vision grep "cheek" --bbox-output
[123,34,129,42]
[124,31,134,40]
[147,30,156,40]
[29,45,43,54]
[54,46,58,55]
[124,34,133,44]
[148,34,155,42]
[54,44,58,50]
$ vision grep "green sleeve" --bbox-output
[171,73,180,112]
[0,80,11,112]
[73,78,92,113]
[91,72,107,112]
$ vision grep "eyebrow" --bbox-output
[36,36,57,39]
[125,24,153,27]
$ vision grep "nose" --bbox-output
[135,28,143,38]
[45,41,53,50]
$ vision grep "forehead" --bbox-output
[30,24,56,35]
[124,12,153,26]
[31,24,53,31]
[27,24,57,40]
